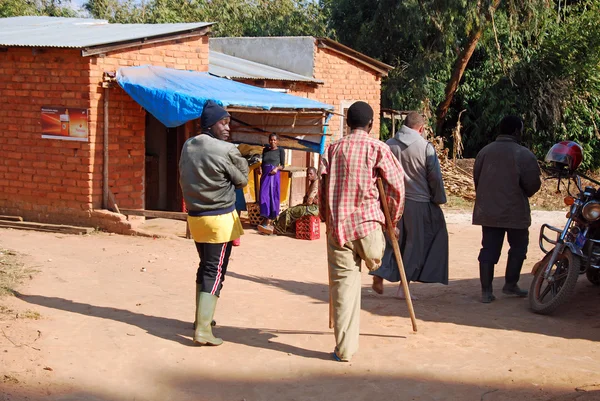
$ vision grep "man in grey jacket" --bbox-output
[179,100,248,345]
[473,115,541,303]
[370,111,449,299]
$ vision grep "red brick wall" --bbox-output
[90,36,209,211]
[0,47,93,224]
[0,35,209,229]
[292,46,383,141]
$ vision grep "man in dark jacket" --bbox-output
[179,100,248,345]
[472,115,541,303]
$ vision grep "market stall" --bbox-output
[115,65,333,225]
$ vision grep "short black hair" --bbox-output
[347,101,374,129]
[404,112,425,129]
[499,115,524,136]
[269,133,278,140]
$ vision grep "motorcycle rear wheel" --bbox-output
[586,268,600,286]
[529,248,580,315]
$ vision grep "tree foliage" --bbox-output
[0,0,76,17]
[460,1,600,170]
[325,0,600,170]
[84,0,329,37]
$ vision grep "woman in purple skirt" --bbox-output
[258,133,285,235]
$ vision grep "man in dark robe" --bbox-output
[370,111,449,299]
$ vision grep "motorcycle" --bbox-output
[529,141,600,314]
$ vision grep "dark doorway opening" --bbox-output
[144,113,187,212]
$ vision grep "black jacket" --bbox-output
[472,135,541,229]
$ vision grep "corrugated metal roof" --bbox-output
[0,16,212,49]
[209,50,322,84]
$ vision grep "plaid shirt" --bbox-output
[320,130,405,247]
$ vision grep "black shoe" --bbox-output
[481,291,496,303]
[502,284,528,297]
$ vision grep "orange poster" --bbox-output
[41,107,89,142]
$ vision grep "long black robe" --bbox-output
[370,126,449,285]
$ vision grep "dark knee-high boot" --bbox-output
[194,292,223,346]
[503,255,528,297]
[480,262,496,303]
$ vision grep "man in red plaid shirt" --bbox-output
[320,101,405,362]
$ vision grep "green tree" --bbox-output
[325,0,600,169]
[0,0,76,17]
[83,0,329,37]
[468,1,600,170]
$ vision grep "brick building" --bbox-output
[210,37,393,199]
[210,37,393,142]
[0,17,211,232]
[0,18,388,231]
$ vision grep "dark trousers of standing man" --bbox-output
[478,226,528,287]
[195,242,233,297]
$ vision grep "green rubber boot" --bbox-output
[193,284,215,329]
[193,292,223,346]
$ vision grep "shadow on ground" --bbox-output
[3,371,600,401]
[227,271,600,342]
[14,293,403,360]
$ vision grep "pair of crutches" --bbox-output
[328,178,418,332]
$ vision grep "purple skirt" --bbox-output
[259,164,281,220]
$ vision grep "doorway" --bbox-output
[144,113,187,211]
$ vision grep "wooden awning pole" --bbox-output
[103,86,109,209]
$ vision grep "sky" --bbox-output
[68,0,86,10]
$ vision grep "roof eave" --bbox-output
[81,25,213,57]
[226,106,333,114]
[228,76,324,85]
[315,37,393,77]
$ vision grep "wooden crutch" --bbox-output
[329,278,334,329]
[377,178,418,332]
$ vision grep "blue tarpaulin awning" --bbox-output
[116,65,333,127]
[116,65,333,153]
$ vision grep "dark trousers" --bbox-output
[195,241,233,297]
[478,226,529,286]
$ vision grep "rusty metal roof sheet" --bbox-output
[209,50,322,84]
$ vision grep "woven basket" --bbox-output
[246,202,262,226]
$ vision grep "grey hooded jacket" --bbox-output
[179,133,248,215]
[386,125,447,205]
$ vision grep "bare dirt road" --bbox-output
[1,210,600,401]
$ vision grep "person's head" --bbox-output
[404,111,425,134]
[268,133,279,148]
[201,100,231,141]
[346,101,374,132]
[307,166,317,182]
[499,115,524,138]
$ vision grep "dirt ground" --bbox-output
[1,210,600,401]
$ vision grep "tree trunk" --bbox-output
[435,0,502,134]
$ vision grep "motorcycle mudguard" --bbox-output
[532,250,554,274]
[532,243,585,274]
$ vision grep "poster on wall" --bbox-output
[41,107,89,142]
